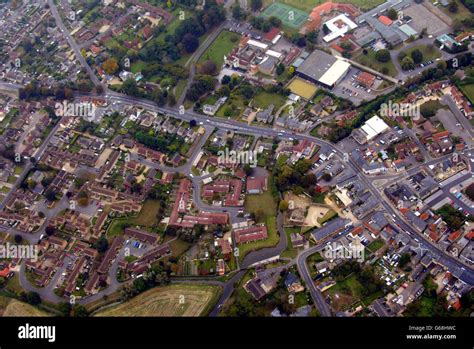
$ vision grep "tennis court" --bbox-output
[260,2,309,29]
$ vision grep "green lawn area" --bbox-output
[398,44,441,64]
[440,1,473,22]
[244,187,277,220]
[459,83,474,104]
[1,186,10,194]
[367,238,385,253]
[215,94,247,119]
[354,49,398,77]
[106,200,161,238]
[252,91,287,111]
[130,60,147,74]
[280,227,302,259]
[14,166,23,175]
[133,200,161,226]
[307,251,324,278]
[198,30,241,67]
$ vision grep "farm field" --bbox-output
[94,284,221,317]
[198,30,241,67]
[0,296,50,317]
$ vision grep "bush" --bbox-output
[375,49,391,63]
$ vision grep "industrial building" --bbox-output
[295,49,351,89]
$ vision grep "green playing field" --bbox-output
[259,2,309,29]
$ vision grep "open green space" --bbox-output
[107,199,161,237]
[459,83,474,104]
[198,30,241,67]
[367,238,385,253]
[398,44,441,64]
[252,91,287,111]
[354,49,398,77]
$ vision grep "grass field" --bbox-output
[354,49,398,77]
[107,199,161,237]
[0,296,50,317]
[260,2,309,29]
[198,30,241,68]
[288,77,318,100]
[244,187,277,220]
[398,44,441,64]
[252,91,287,111]
[263,0,385,13]
[367,238,385,253]
[94,284,221,317]
[459,83,474,105]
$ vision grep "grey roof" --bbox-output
[311,218,351,241]
[296,50,337,81]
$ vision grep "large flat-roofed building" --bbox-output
[352,115,390,144]
[322,14,358,42]
[295,50,350,88]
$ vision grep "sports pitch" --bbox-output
[260,2,309,29]
[288,77,318,99]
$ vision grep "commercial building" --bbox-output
[295,50,350,89]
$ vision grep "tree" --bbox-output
[399,253,411,268]
[250,0,262,11]
[93,236,109,253]
[44,188,57,201]
[199,60,218,75]
[232,5,245,20]
[321,172,332,182]
[449,0,459,12]
[401,56,415,70]
[254,209,265,223]
[14,234,23,244]
[375,49,390,63]
[387,8,398,20]
[45,226,56,236]
[411,49,423,64]
[26,291,41,305]
[279,200,289,212]
[71,304,89,317]
[276,63,285,76]
[182,33,199,54]
[102,57,119,75]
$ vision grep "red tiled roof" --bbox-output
[378,15,393,26]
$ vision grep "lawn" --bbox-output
[244,187,277,220]
[354,49,398,77]
[280,227,303,259]
[133,200,161,226]
[459,83,474,105]
[252,91,287,111]
[198,30,241,67]
[94,284,221,316]
[398,44,441,64]
[107,199,161,237]
[307,251,324,278]
[215,94,247,119]
[367,238,385,253]
[325,274,363,311]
